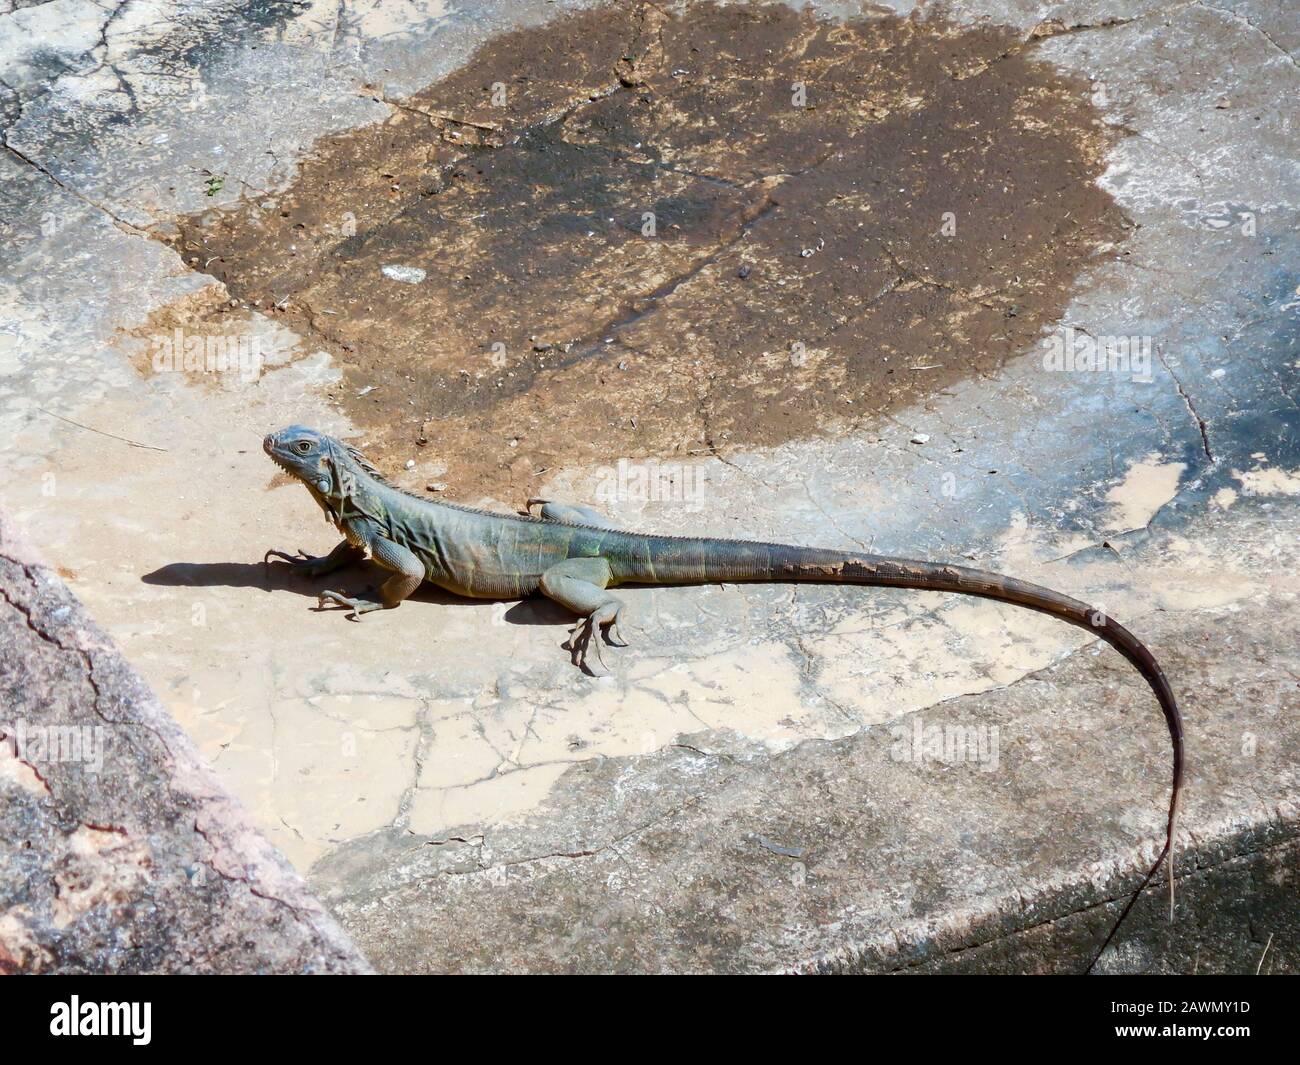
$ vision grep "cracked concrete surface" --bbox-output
[166,2,1134,493]
[1,0,1297,972]
[0,514,370,972]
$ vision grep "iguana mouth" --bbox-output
[263,435,301,478]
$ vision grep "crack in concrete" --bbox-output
[407,573,1265,894]
[435,792,704,878]
[1196,1,1300,70]
[1,142,147,235]
[867,830,1300,975]
[799,476,874,553]
[553,190,780,367]
[961,5,1194,78]
[1156,346,1215,463]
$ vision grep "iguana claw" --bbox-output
[265,540,365,579]
[562,599,629,676]
[264,547,314,570]
[564,616,610,676]
[316,589,386,619]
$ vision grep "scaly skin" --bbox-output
[262,424,1184,968]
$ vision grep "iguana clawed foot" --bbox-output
[264,540,365,579]
[264,548,321,574]
[316,589,387,619]
[563,602,628,676]
[538,557,629,676]
[564,617,602,674]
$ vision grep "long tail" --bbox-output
[634,537,1185,968]
[784,550,1184,969]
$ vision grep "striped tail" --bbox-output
[633,536,1185,969]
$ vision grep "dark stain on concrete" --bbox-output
[171,2,1130,497]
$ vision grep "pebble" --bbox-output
[381,264,426,284]
[911,433,930,444]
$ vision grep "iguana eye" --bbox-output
[295,440,312,454]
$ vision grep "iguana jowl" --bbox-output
[263,424,1184,962]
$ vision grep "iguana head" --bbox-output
[263,425,340,490]
[264,425,390,527]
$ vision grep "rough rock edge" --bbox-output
[0,511,373,974]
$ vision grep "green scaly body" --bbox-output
[262,424,1183,969]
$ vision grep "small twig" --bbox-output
[37,408,168,452]
[1256,932,1273,975]
[426,111,502,132]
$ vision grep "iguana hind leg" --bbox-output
[538,557,629,675]
[526,498,621,530]
[317,537,424,620]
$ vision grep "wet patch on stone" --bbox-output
[170,2,1130,497]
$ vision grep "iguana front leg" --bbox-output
[264,539,364,578]
[538,556,629,675]
[317,536,424,619]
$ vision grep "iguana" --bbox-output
[262,424,1184,967]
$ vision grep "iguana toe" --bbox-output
[265,548,328,577]
[564,617,589,662]
[317,589,385,619]
[564,616,610,675]
[563,610,628,674]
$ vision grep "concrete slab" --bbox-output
[0,515,370,973]
[1,0,1296,971]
